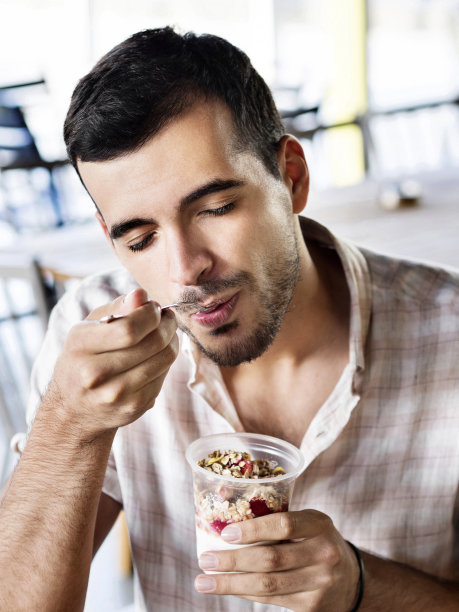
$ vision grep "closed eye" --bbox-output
[127,202,234,252]
[128,232,156,252]
[202,202,235,216]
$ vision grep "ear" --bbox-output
[96,211,116,253]
[277,135,309,214]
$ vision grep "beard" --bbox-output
[176,224,301,367]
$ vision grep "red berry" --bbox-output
[210,519,229,534]
[240,460,253,477]
[249,498,272,517]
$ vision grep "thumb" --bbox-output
[119,288,150,315]
[85,288,152,322]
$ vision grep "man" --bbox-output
[0,27,458,611]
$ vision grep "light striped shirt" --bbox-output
[27,218,459,611]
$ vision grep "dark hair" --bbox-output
[63,27,285,177]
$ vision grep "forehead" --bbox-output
[77,101,261,217]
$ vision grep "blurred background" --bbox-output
[1,1,458,610]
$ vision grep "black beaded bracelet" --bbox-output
[346,541,365,612]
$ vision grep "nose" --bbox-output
[166,228,213,287]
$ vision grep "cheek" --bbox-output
[219,210,259,256]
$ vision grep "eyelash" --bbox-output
[128,234,155,252]
[203,202,235,216]
[127,202,235,253]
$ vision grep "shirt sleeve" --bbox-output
[102,446,123,504]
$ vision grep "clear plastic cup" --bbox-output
[186,432,306,564]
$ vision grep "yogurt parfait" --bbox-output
[186,433,306,562]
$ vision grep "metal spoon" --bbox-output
[160,301,215,313]
[99,301,214,323]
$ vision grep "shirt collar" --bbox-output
[299,217,372,374]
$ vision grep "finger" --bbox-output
[85,288,148,321]
[200,532,342,575]
[119,288,149,315]
[92,334,179,404]
[236,592,316,610]
[82,316,178,383]
[78,321,178,398]
[109,368,170,421]
[194,565,328,597]
[73,300,165,354]
[221,510,333,545]
[86,369,170,432]
[108,314,177,370]
[98,303,176,352]
[199,541,309,573]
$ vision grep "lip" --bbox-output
[192,293,239,328]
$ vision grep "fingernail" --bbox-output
[221,524,241,543]
[195,575,216,592]
[199,553,218,570]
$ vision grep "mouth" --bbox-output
[191,293,239,328]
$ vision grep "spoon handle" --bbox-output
[98,302,194,323]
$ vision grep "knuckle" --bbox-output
[224,549,238,571]
[80,364,104,390]
[243,516,262,541]
[154,328,169,352]
[155,326,168,350]
[119,321,139,346]
[170,334,179,357]
[259,572,278,595]
[312,510,334,536]
[308,591,324,612]
[117,394,145,418]
[161,309,178,330]
[261,546,282,572]
[148,325,177,355]
[121,400,141,417]
[279,512,296,538]
[166,338,179,361]
[162,318,179,345]
[161,338,179,365]
[217,574,233,595]
[321,541,341,568]
[100,381,125,405]
[319,565,336,590]
[138,381,162,410]
[138,366,154,388]
[321,513,335,532]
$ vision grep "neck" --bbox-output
[220,228,351,446]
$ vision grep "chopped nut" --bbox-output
[207,455,224,465]
[198,449,285,480]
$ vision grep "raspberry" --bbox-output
[249,497,272,517]
[210,519,230,534]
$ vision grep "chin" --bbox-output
[182,319,278,368]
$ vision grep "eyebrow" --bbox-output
[109,178,245,240]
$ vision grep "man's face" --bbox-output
[78,102,301,366]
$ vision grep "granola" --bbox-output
[198,449,286,479]
[195,449,289,535]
